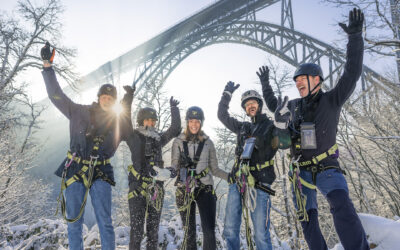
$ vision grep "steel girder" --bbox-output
[133,20,395,104]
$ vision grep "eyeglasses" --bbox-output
[244,99,258,108]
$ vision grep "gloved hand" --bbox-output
[227,171,236,184]
[166,167,177,178]
[41,41,55,64]
[149,167,158,177]
[123,85,135,95]
[274,96,291,129]
[170,96,180,107]
[256,66,270,90]
[224,81,240,96]
[339,8,364,34]
[121,85,135,110]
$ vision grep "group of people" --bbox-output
[41,8,369,250]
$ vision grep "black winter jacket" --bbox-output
[218,94,290,184]
[122,98,181,186]
[263,32,364,167]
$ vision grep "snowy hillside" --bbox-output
[1,213,399,249]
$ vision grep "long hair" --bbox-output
[184,123,206,142]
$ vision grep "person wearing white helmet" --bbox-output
[218,81,291,250]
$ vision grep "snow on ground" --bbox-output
[330,213,400,250]
[1,213,399,249]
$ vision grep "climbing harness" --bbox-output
[177,140,212,250]
[230,135,277,250]
[56,141,113,223]
[127,165,164,212]
[289,143,344,221]
[55,107,115,223]
[289,155,313,222]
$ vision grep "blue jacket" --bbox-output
[42,67,126,182]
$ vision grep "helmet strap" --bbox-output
[305,75,321,98]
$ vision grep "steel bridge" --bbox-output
[78,0,396,104]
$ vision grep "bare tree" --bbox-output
[337,80,400,218]
[322,0,400,82]
[0,0,76,225]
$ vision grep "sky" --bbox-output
[2,0,393,136]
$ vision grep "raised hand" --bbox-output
[224,81,240,95]
[123,85,135,95]
[274,96,291,129]
[41,41,55,64]
[170,96,180,107]
[256,66,270,87]
[339,8,364,34]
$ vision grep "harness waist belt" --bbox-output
[296,144,338,167]
[67,151,111,166]
[249,159,274,171]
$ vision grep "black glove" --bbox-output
[41,41,55,63]
[224,81,240,95]
[256,66,270,90]
[227,171,236,184]
[166,167,177,178]
[339,8,364,34]
[170,96,179,107]
[274,96,291,129]
[123,85,135,95]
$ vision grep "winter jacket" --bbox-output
[124,105,181,185]
[263,32,364,167]
[42,67,128,182]
[171,133,229,186]
[218,94,290,184]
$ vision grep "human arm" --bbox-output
[217,81,243,134]
[160,97,182,146]
[329,8,364,107]
[119,85,135,141]
[272,96,291,149]
[41,42,81,119]
[208,139,229,181]
[170,138,180,171]
[257,66,278,112]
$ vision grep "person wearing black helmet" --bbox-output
[171,106,229,250]
[120,90,181,250]
[217,81,291,250]
[41,42,131,250]
[261,8,369,250]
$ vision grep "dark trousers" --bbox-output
[176,185,217,250]
[128,182,164,250]
[301,189,369,250]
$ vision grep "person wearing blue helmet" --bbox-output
[171,106,229,250]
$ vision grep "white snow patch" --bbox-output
[1,213,399,249]
[330,213,400,250]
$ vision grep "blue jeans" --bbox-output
[292,168,348,210]
[223,184,272,250]
[65,179,115,250]
[291,168,369,250]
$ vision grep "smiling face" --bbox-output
[99,94,116,112]
[244,99,259,117]
[295,75,321,97]
[188,119,201,134]
[143,118,157,128]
